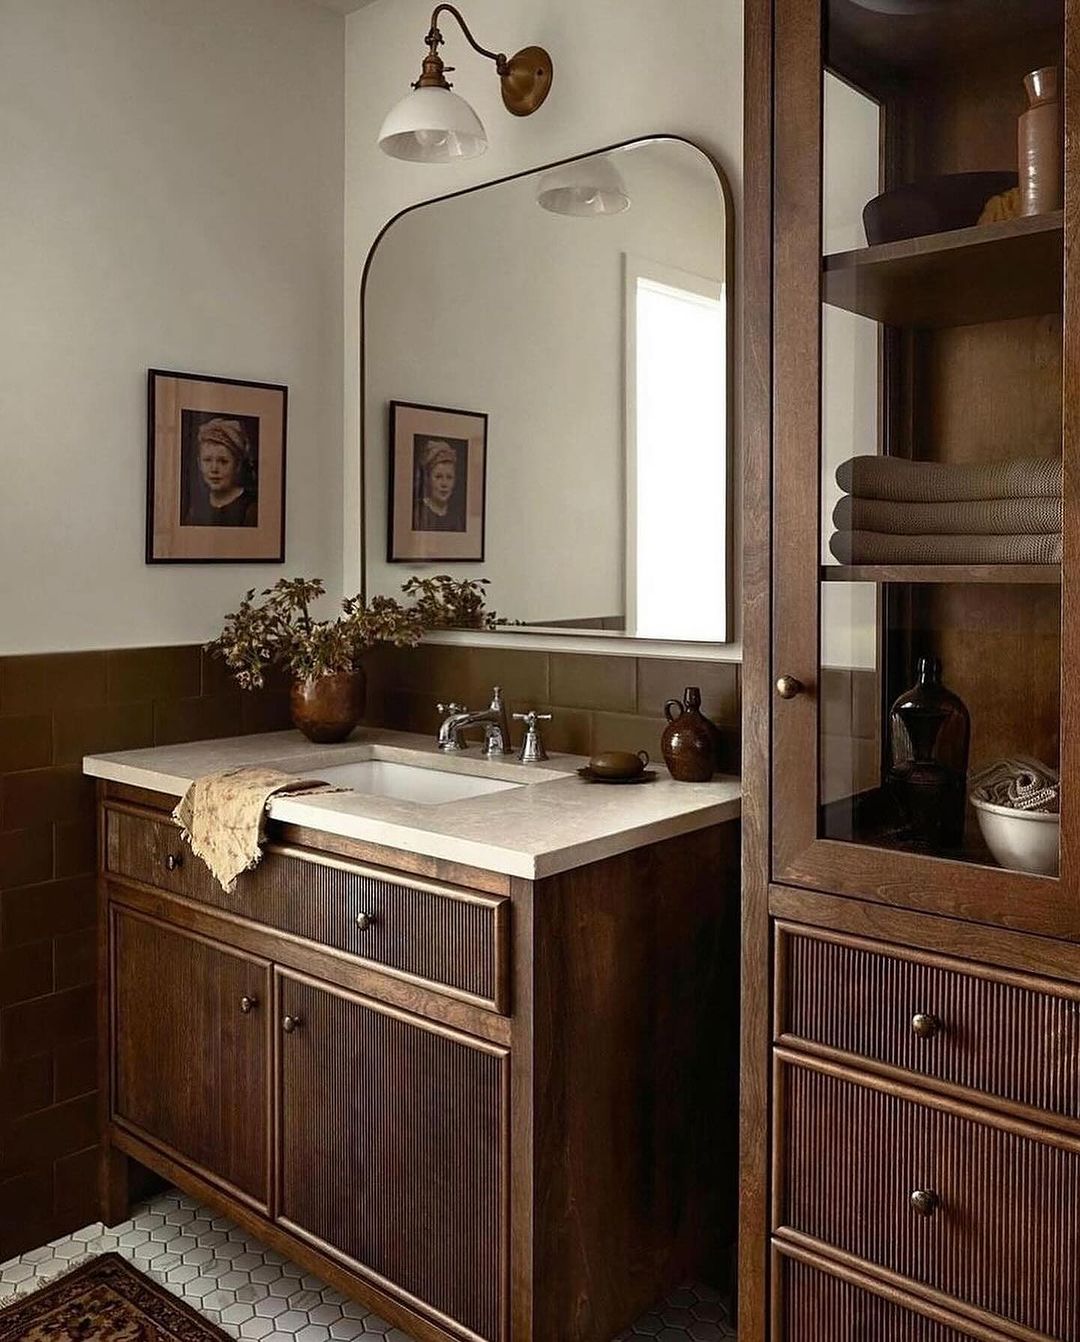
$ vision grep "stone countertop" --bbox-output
[83,729,741,879]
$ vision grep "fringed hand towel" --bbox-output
[173,767,337,892]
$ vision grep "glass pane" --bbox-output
[817,7,1063,876]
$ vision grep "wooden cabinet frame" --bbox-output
[741,1,1080,1337]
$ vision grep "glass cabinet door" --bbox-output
[770,0,1075,937]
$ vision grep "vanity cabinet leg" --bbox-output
[99,1142,131,1227]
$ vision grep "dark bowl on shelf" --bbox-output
[863,171,1019,245]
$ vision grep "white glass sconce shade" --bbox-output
[378,86,488,162]
[536,156,631,216]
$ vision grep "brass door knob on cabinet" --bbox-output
[911,1012,941,1039]
[910,1189,940,1218]
[282,1015,302,1034]
[164,853,183,871]
[775,675,805,700]
[239,995,258,1014]
[355,911,376,931]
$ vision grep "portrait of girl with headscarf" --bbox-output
[412,435,467,532]
[180,413,260,528]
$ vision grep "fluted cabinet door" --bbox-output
[275,971,509,1342]
[111,908,271,1208]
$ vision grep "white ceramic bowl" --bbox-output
[970,795,1060,876]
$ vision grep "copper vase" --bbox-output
[1019,66,1062,217]
[290,670,366,744]
[661,686,717,782]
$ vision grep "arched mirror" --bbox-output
[361,135,734,652]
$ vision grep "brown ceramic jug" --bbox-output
[290,670,366,744]
[1019,66,1063,216]
[661,686,716,782]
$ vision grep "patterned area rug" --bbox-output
[0,1254,230,1342]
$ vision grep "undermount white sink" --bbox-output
[314,759,522,806]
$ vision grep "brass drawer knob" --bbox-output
[912,1012,941,1039]
[355,911,376,931]
[775,675,804,700]
[164,853,183,872]
[282,1015,302,1034]
[239,995,258,1014]
[910,1188,940,1218]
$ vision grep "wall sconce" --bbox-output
[378,5,553,163]
[537,156,631,216]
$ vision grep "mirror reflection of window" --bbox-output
[627,259,727,642]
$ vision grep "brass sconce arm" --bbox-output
[426,5,508,74]
[412,4,552,117]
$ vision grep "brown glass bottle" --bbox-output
[886,656,970,851]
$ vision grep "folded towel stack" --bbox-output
[829,456,1063,566]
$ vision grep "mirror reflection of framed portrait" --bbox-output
[387,401,487,562]
[146,369,287,563]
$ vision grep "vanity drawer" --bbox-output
[776,1053,1080,1341]
[775,1250,1015,1342]
[104,805,509,1012]
[777,923,1080,1123]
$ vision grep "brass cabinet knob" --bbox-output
[239,995,258,1014]
[165,853,183,871]
[911,1012,942,1039]
[355,911,376,931]
[910,1188,940,1218]
[775,675,805,700]
[282,1015,302,1034]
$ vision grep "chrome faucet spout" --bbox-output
[435,686,514,755]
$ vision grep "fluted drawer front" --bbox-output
[779,1254,1008,1342]
[779,1057,1080,1340]
[278,973,507,1342]
[106,805,507,1009]
[780,925,1080,1120]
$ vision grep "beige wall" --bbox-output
[0,0,345,655]
[344,0,744,648]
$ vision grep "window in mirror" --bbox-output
[628,260,727,641]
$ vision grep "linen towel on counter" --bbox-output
[836,455,1062,503]
[829,531,1063,565]
[173,768,339,893]
[832,494,1062,536]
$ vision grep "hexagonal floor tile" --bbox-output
[0,1188,734,1342]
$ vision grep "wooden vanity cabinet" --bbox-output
[742,0,1080,1338]
[110,908,272,1210]
[275,970,509,1342]
[97,781,739,1342]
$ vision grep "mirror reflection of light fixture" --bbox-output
[537,156,632,216]
[378,5,553,163]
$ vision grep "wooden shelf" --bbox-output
[823,212,1063,328]
[822,564,1061,585]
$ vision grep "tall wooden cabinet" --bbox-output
[741,0,1080,1337]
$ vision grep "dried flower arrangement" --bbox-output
[400,575,506,630]
[207,578,423,692]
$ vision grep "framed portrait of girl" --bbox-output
[146,369,287,563]
[387,401,487,562]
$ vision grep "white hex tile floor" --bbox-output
[0,1189,735,1341]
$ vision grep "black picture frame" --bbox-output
[146,368,288,564]
[387,400,488,563]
